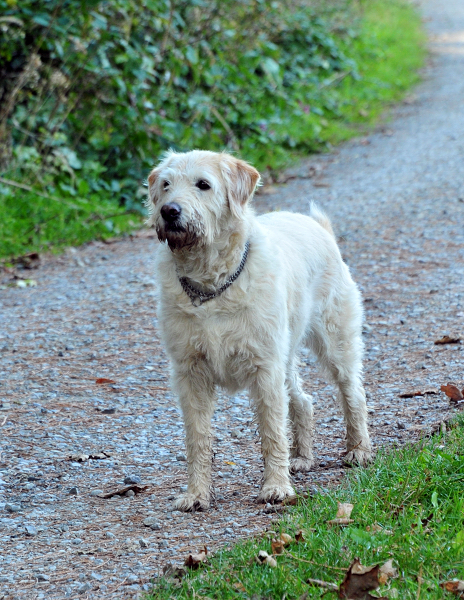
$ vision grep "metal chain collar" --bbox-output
[178,241,250,307]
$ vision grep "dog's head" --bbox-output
[146,150,260,250]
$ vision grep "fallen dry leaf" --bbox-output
[98,484,148,499]
[14,252,40,269]
[441,384,464,403]
[271,539,285,555]
[398,388,437,398]
[295,530,305,543]
[440,580,464,594]
[68,453,89,463]
[366,523,383,533]
[378,559,398,585]
[162,563,186,579]
[184,546,207,569]
[282,493,310,506]
[399,390,424,398]
[233,582,247,593]
[96,378,116,384]
[271,532,293,554]
[328,517,355,526]
[307,558,390,599]
[89,451,111,459]
[328,502,354,526]
[256,550,277,567]
[338,559,388,599]
[435,336,461,345]
[68,451,110,462]
[337,503,354,519]
[279,532,293,546]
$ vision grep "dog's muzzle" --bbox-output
[161,202,182,224]
[156,202,199,250]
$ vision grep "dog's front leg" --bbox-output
[173,361,216,512]
[251,372,294,503]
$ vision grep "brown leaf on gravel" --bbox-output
[95,378,116,384]
[98,484,148,499]
[440,580,464,594]
[14,252,40,269]
[89,451,111,459]
[338,559,388,599]
[441,384,464,402]
[68,453,89,462]
[399,390,424,398]
[399,389,438,398]
[163,563,186,579]
[434,336,461,345]
[68,451,110,462]
[96,407,117,414]
[184,546,207,569]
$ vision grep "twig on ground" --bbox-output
[285,550,348,572]
[306,577,338,590]
[416,565,423,599]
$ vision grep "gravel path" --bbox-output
[1,1,463,598]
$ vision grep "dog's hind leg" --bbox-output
[250,369,294,503]
[287,362,315,472]
[172,359,216,511]
[309,288,372,466]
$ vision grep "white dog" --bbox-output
[147,150,371,511]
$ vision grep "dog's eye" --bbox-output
[163,180,170,190]
[195,180,211,191]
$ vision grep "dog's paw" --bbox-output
[344,446,372,466]
[173,493,210,512]
[257,482,294,504]
[290,457,314,473]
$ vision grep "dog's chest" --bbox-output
[177,306,257,390]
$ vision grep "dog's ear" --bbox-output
[145,166,163,226]
[147,166,161,205]
[221,155,260,218]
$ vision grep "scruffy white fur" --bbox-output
[147,150,371,511]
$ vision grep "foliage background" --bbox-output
[0,0,424,258]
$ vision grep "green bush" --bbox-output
[0,0,424,258]
[0,0,357,185]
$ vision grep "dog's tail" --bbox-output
[309,202,335,238]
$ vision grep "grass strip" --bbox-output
[147,414,464,599]
[315,0,427,147]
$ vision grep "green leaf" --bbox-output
[185,45,198,65]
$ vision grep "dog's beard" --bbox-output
[156,220,201,251]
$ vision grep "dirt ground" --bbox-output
[0,0,463,598]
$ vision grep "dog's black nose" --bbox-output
[161,202,182,222]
